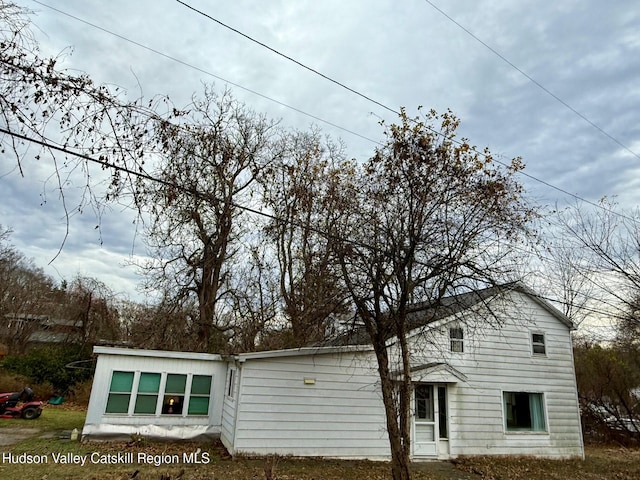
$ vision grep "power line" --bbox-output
[175,0,640,225]
[175,0,399,117]
[422,0,640,162]
[30,0,380,147]
[31,0,638,225]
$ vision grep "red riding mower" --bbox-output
[0,387,43,419]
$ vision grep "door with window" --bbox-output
[413,384,448,457]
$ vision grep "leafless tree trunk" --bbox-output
[260,128,351,346]
[138,87,280,352]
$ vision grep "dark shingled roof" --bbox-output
[323,282,571,347]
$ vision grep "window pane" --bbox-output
[110,371,134,392]
[533,344,546,354]
[227,370,235,397]
[504,391,546,431]
[449,328,463,339]
[106,393,130,413]
[529,393,546,430]
[438,386,448,439]
[415,385,433,420]
[166,374,186,394]
[134,394,158,414]
[138,373,161,393]
[188,396,210,415]
[191,375,212,395]
[162,395,184,415]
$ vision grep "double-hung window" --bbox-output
[106,371,134,414]
[188,375,212,415]
[449,327,464,353]
[532,333,546,355]
[134,372,161,414]
[503,391,546,432]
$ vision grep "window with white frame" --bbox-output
[104,371,212,416]
[503,391,546,432]
[449,327,464,353]
[105,371,134,414]
[226,368,236,398]
[532,332,546,355]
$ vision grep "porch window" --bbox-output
[532,333,546,355]
[188,375,212,415]
[503,391,546,432]
[134,372,161,414]
[449,327,464,353]
[104,371,212,416]
[162,374,186,415]
[438,386,448,439]
[226,368,236,398]
[105,371,134,414]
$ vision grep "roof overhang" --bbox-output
[393,362,468,383]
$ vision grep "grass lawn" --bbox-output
[1,407,639,479]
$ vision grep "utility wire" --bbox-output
[423,0,640,162]
[175,0,640,225]
[175,0,399,117]
[31,0,639,225]
[30,0,380,147]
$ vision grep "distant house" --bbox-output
[0,314,83,351]
[83,284,584,459]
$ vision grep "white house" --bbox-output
[82,284,584,460]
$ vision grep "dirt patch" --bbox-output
[0,427,40,446]
[413,460,480,479]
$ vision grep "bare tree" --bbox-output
[260,128,352,346]
[61,276,122,346]
[552,199,640,339]
[330,108,534,480]
[0,225,59,353]
[138,87,281,352]
[0,2,170,253]
[120,297,201,352]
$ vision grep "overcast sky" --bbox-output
[1,0,639,305]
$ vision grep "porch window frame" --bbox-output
[104,370,213,417]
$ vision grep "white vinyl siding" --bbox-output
[231,351,390,459]
[408,291,583,458]
[83,348,226,441]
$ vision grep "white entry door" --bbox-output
[413,384,437,456]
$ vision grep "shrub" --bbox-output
[1,344,94,394]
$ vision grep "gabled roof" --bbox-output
[393,362,468,383]
[324,282,574,347]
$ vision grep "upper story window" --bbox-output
[532,333,546,355]
[449,327,464,353]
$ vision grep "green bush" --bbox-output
[1,345,94,395]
